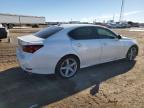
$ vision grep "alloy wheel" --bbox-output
[59,58,78,78]
[127,47,137,60]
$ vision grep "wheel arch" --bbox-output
[55,54,80,73]
[126,44,139,57]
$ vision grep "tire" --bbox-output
[126,46,138,61]
[32,24,39,28]
[55,56,80,79]
[8,24,13,29]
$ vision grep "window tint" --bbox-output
[34,26,63,39]
[69,27,98,40]
[97,28,117,39]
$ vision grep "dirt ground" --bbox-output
[0,28,144,108]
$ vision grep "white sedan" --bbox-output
[16,24,138,78]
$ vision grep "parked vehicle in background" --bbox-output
[16,24,139,79]
[107,22,130,28]
[0,24,9,40]
[0,13,46,29]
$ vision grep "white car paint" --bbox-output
[16,24,138,75]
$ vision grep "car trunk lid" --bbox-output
[17,34,44,46]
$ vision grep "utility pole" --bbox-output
[19,16,21,27]
[119,0,125,22]
[93,19,96,24]
[113,14,115,22]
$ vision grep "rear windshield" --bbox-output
[34,26,63,39]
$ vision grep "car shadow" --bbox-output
[0,59,136,108]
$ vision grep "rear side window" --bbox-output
[69,27,98,40]
[34,26,63,39]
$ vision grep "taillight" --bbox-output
[23,45,43,53]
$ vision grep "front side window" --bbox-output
[97,28,117,39]
[34,26,63,39]
[69,27,98,40]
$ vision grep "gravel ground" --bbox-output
[0,28,144,108]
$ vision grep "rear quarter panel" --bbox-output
[30,31,80,74]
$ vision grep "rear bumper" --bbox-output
[16,49,55,75]
[16,49,33,72]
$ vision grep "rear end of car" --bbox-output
[16,26,64,74]
[16,35,44,73]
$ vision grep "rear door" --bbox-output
[69,26,102,67]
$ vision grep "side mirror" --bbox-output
[118,35,122,39]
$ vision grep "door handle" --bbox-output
[103,43,107,46]
[76,43,82,47]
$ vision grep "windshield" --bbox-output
[34,26,63,39]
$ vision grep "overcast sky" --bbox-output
[0,0,143,22]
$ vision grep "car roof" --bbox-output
[59,24,106,29]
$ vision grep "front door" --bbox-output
[96,27,123,62]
